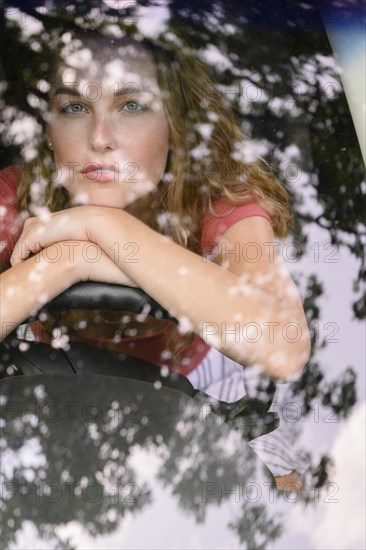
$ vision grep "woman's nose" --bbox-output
[88,115,118,151]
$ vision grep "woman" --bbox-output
[0,28,310,397]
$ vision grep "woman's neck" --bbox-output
[123,187,161,225]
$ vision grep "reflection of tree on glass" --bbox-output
[0,26,311,481]
[1,376,283,549]
[1,2,364,547]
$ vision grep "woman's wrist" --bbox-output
[56,241,89,286]
[0,243,84,341]
[88,206,128,254]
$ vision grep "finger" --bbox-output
[10,225,47,266]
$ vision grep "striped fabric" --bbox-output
[187,347,309,478]
[187,346,247,402]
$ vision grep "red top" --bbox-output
[0,165,272,375]
[0,165,24,268]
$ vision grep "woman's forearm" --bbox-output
[0,243,77,342]
[0,239,139,342]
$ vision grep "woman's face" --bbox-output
[46,39,170,209]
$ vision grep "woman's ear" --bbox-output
[45,132,53,150]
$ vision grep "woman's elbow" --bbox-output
[259,323,311,381]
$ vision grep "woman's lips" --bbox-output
[81,164,118,183]
[82,169,118,183]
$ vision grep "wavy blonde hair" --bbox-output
[17,31,293,255]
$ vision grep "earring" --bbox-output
[47,140,53,150]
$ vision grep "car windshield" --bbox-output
[1,1,365,549]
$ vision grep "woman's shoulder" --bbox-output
[0,164,22,204]
[200,195,272,255]
[204,195,271,220]
[0,164,22,185]
[0,164,23,221]
[0,164,24,271]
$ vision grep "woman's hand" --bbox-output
[15,239,138,288]
[0,240,137,342]
[9,205,138,286]
[10,206,98,266]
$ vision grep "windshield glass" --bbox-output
[1,1,365,549]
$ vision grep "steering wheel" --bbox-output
[0,282,279,438]
[0,282,191,388]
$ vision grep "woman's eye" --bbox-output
[122,101,147,113]
[60,102,87,114]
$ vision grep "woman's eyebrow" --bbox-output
[53,85,157,97]
[114,85,157,96]
[53,85,81,97]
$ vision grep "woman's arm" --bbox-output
[0,240,137,342]
[9,206,311,378]
[91,209,310,380]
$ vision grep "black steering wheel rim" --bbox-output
[0,282,196,394]
[31,282,178,322]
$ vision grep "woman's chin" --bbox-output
[68,186,160,215]
[70,191,128,210]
